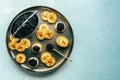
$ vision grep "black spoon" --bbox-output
[47,44,72,62]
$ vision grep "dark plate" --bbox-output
[6,6,74,76]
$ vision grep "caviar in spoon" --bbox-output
[46,44,72,62]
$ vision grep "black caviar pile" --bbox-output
[28,57,39,68]
[11,12,38,38]
[33,45,40,53]
[56,22,65,32]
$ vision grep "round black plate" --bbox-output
[6,6,74,76]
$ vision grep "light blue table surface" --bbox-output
[0,0,120,80]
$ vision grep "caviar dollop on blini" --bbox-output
[32,43,42,53]
[28,57,39,68]
[55,22,66,32]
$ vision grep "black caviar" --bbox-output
[11,12,38,38]
[28,57,39,68]
[33,45,40,53]
[47,44,54,51]
[56,22,65,32]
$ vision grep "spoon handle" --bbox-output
[53,49,72,62]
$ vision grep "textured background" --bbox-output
[0,0,120,80]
